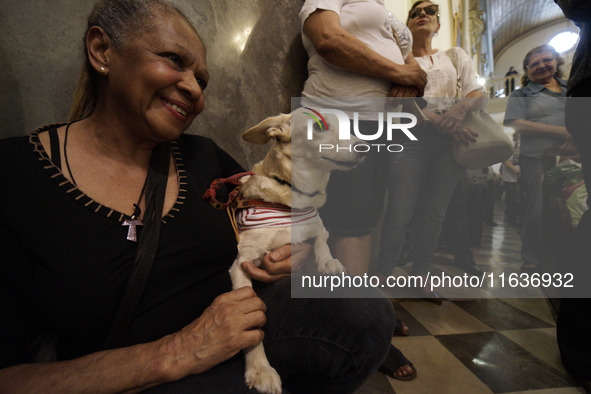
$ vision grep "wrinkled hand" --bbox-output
[170,287,267,377]
[429,104,478,145]
[387,85,421,109]
[240,242,313,283]
[436,103,470,135]
[559,126,573,142]
[392,63,427,97]
[558,140,578,155]
[448,126,478,145]
[388,85,420,98]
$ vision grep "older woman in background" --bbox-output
[504,44,571,273]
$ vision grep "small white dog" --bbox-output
[227,107,365,393]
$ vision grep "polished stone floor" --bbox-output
[357,206,587,393]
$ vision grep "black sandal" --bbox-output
[378,345,417,381]
[394,319,409,336]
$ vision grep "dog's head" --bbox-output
[241,109,366,208]
[242,109,366,175]
[290,107,366,172]
[242,113,292,184]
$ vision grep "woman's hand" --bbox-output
[0,288,267,392]
[558,140,579,155]
[240,242,313,283]
[444,125,478,145]
[391,64,427,97]
[425,109,477,145]
[436,102,470,135]
[167,287,267,378]
[388,84,420,98]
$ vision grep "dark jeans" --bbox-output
[442,173,474,264]
[519,156,544,267]
[145,278,395,393]
[375,127,464,275]
[465,183,486,246]
[503,181,520,225]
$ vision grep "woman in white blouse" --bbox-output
[374,0,486,301]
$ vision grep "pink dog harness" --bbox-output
[236,206,320,233]
[203,173,321,241]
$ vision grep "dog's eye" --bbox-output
[313,122,324,132]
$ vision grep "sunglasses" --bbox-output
[409,5,439,19]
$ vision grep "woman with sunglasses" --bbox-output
[373,1,487,297]
[503,45,571,273]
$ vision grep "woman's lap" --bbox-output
[146,278,395,393]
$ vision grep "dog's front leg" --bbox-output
[228,255,282,394]
[314,228,346,274]
[243,343,282,394]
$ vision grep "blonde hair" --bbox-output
[68,0,198,122]
[521,44,564,87]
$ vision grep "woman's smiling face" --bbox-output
[526,50,558,84]
[106,10,209,143]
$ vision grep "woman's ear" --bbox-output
[86,26,112,75]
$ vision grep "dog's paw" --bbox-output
[245,362,282,394]
[318,258,345,275]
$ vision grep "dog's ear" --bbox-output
[243,114,291,144]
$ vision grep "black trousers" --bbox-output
[145,278,395,393]
[557,98,591,381]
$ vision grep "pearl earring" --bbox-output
[99,66,107,74]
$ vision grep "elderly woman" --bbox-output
[0,0,394,392]
[504,44,571,273]
[373,0,486,296]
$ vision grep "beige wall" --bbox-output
[0,0,308,168]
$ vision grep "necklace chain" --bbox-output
[64,122,148,219]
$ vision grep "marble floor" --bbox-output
[357,208,588,394]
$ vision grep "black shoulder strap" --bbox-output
[104,142,171,349]
[48,127,61,169]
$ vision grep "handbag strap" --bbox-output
[105,142,171,349]
[445,48,463,99]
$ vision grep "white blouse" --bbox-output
[415,47,484,112]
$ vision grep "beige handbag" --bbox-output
[453,110,514,169]
[446,48,513,169]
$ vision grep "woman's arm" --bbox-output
[0,287,266,393]
[503,159,520,174]
[505,119,572,140]
[241,242,314,282]
[303,10,427,94]
[388,53,423,98]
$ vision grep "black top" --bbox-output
[0,125,242,367]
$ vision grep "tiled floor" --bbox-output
[357,208,588,393]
